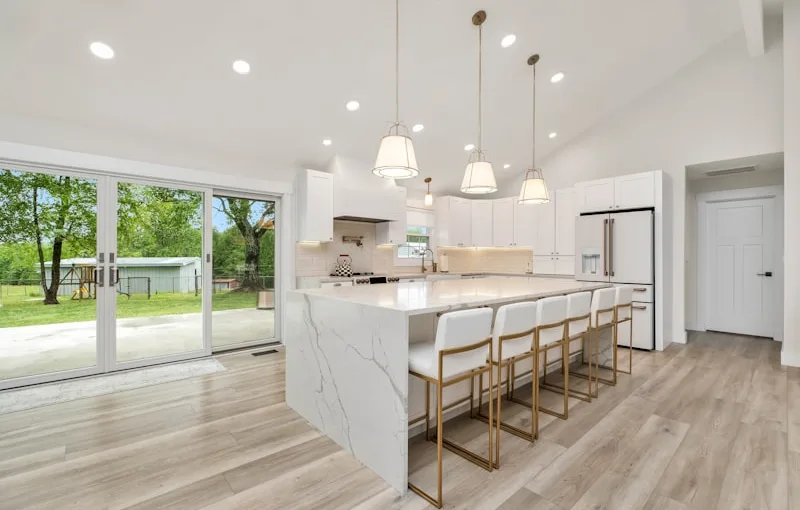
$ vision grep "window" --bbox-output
[397,226,430,259]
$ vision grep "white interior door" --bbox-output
[707,198,774,337]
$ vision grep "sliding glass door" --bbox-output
[0,167,280,390]
[0,166,103,387]
[211,193,277,351]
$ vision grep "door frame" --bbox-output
[696,185,783,340]
[210,189,282,352]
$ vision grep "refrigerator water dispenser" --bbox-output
[581,250,601,275]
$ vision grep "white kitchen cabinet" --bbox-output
[554,256,575,275]
[533,255,556,275]
[514,201,537,247]
[613,171,655,210]
[471,200,493,247]
[435,196,472,247]
[296,169,334,242]
[554,188,576,256]
[376,219,407,245]
[492,197,516,247]
[575,178,615,213]
[534,199,556,255]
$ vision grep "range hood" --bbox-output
[327,156,406,223]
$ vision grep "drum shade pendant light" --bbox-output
[461,10,497,194]
[424,177,434,206]
[518,54,550,204]
[373,0,419,179]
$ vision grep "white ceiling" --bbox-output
[0,0,746,194]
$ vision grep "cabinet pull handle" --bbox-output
[632,305,647,310]
[609,218,615,277]
[634,287,646,292]
[603,219,609,276]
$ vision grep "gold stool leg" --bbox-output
[534,344,539,439]
[425,381,431,441]
[562,338,569,419]
[495,358,501,468]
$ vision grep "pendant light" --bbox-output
[461,10,497,194]
[424,177,434,206]
[518,54,550,204]
[373,0,419,179]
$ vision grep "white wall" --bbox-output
[500,31,784,347]
[685,170,784,330]
[784,1,800,367]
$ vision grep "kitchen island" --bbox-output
[285,277,611,494]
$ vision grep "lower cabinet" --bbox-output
[533,255,574,276]
[554,256,575,275]
[617,302,654,350]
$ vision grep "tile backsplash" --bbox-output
[437,247,533,274]
[296,221,394,277]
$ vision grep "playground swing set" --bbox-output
[61,264,151,300]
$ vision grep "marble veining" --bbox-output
[0,358,225,414]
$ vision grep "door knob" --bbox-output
[757,271,773,277]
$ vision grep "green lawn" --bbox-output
[0,288,263,328]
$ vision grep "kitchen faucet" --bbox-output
[421,248,436,273]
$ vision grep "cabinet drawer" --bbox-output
[623,283,654,303]
[320,280,354,288]
[617,302,654,350]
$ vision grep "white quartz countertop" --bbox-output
[291,276,611,316]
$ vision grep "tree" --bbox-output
[213,198,275,290]
[0,170,96,304]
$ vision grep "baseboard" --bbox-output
[408,351,583,438]
[781,349,800,368]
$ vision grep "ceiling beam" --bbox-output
[739,0,766,56]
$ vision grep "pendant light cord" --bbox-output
[531,62,536,168]
[395,0,400,125]
[477,22,483,151]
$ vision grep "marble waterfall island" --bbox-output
[285,277,611,493]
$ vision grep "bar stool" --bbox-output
[533,296,569,427]
[541,292,594,402]
[614,286,634,375]
[587,287,617,391]
[408,308,494,509]
[472,301,538,468]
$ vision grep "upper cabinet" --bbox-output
[375,187,408,245]
[471,200,493,247]
[514,201,537,247]
[575,171,657,213]
[296,169,334,242]
[492,197,516,247]
[534,199,556,255]
[575,178,615,213]
[435,196,472,247]
[614,171,656,210]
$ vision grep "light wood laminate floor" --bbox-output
[0,331,796,510]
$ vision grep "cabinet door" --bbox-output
[492,198,515,247]
[299,170,334,242]
[533,255,556,275]
[514,201,537,247]
[471,200,493,247]
[614,172,655,210]
[554,255,575,275]
[450,198,472,246]
[376,220,406,245]
[576,178,615,213]
[554,188,576,255]
[534,200,555,255]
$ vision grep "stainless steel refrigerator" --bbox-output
[574,209,655,349]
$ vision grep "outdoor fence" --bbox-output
[0,274,275,302]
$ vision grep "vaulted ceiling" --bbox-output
[0,0,750,194]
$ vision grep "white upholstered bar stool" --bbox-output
[408,307,494,509]
[614,285,634,375]
[588,287,617,391]
[533,296,569,428]
[472,301,538,468]
[541,291,594,402]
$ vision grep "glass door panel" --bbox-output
[114,182,205,363]
[211,195,276,350]
[0,168,100,384]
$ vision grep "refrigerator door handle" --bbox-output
[603,218,609,276]
[609,218,615,277]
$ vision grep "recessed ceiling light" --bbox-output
[549,132,557,139]
[551,72,565,83]
[232,60,251,75]
[464,144,475,151]
[89,42,114,60]
[412,124,424,133]
[503,164,511,169]
[322,138,332,146]
[346,100,360,111]
[501,34,516,48]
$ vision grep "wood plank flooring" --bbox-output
[0,331,794,510]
